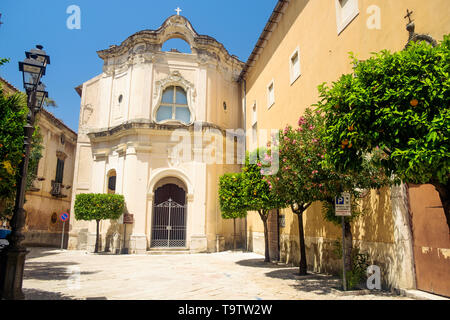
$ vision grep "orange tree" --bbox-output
[267,108,389,276]
[316,35,450,229]
[242,149,284,262]
[218,172,247,249]
[74,193,125,253]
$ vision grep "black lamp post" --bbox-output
[0,45,49,300]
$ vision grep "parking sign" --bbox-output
[335,192,351,216]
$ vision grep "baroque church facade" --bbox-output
[69,15,245,253]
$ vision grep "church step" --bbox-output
[147,248,190,255]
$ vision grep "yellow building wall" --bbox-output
[23,111,77,247]
[244,0,449,287]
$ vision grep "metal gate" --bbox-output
[151,198,186,248]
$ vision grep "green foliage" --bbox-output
[0,58,9,66]
[218,172,247,220]
[0,59,44,222]
[346,248,370,290]
[268,108,325,212]
[333,241,370,290]
[268,107,390,223]
[0,86,28,202]
[242,149,284,214]
[74,193,125,222]
[316,35,450,186]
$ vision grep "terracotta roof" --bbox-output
[40,108,78,138]
[238,0,289,82]
[75,84,82,97]
[0,76,21,92]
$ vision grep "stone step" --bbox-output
[147,248,191,255]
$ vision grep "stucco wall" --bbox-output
[23,111,77,247]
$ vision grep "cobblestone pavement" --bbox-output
[23,247,411,300]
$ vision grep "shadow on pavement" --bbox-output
[235,258,289,269]
[24,288,79,300]
[264,268,341,295]
[24,261,99,281]
[25,247,65,260]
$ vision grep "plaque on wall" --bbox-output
[123,213,134,224]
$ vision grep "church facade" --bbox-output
[68,15,245,254]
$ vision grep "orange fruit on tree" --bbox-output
[348,125,354,131]
[410,99,419,107]
[342,139,349,145]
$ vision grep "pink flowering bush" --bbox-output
[266,107,391,275]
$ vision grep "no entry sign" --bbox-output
[60,212,69,222]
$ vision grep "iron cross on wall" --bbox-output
[404,9,414,23]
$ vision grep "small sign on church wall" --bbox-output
[123,213,134,224]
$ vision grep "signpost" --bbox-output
[121,213,133,254]
[335,192,351,291]
[60,212,69,250]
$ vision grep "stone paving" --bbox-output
[22,247,411,300]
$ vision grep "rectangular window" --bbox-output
[252,123,258,145]
[55,158,65,184]
[267,81,275,109]
[335,0,359,35]
[290,47,301,84]
[251,102,257,125]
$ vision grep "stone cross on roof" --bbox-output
[175,7,182,16]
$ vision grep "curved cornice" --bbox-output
[86,119,238,142]
[97,15,244,68]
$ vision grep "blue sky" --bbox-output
[0,0,277,132]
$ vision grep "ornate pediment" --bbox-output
[96,15,244,72]
[153,71,196,102]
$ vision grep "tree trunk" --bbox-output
[95,219,100,253]
[344,220,352,272]
[297,212,308,275]
[431,181,450,231]
[259,210,270,262]
[233,218,236,251]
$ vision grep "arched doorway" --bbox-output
[151,182,187,248]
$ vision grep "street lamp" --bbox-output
[34,82,48,111]
[0,45,50,300]
[18,55,45,91]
